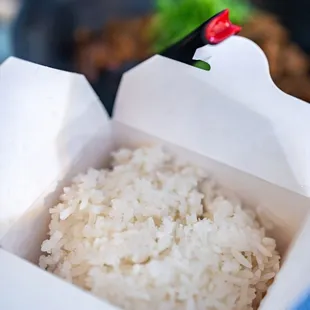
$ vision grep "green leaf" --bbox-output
[150,0,251,53]
[194,61,211,71]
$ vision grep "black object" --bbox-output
[160,21,210,66]
[161,9,241,66]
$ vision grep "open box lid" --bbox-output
[1,36,310,309]
[114,36,310,198]
[0,57,111,238]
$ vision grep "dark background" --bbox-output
[5,0,310,114]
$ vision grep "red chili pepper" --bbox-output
[204,9,242,45]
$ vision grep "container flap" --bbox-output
[114,36,310,197]
[0,57,110,238]
[0,249,119,310]
[260,214,310,310]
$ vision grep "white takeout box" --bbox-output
[1,36,310,310]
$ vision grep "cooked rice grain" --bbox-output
[40,146,280,310]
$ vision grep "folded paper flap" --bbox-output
[194,36,310,121]
[194,36,310,195]
[260,215,310,310]
[0,57,110,237]
[114,37,310,196]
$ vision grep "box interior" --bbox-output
[0,128,115,263]
[2,122,310,260]
[1,122,310,309]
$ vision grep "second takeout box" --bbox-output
[1,36,310,310]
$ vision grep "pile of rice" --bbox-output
[39,146,280,310]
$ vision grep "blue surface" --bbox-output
[0,23,12,63]
[293,292,310,310]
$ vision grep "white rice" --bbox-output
[39,146,280,310]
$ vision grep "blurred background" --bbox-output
[1,0,310,115]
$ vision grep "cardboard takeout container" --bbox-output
[1,36,310,310]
